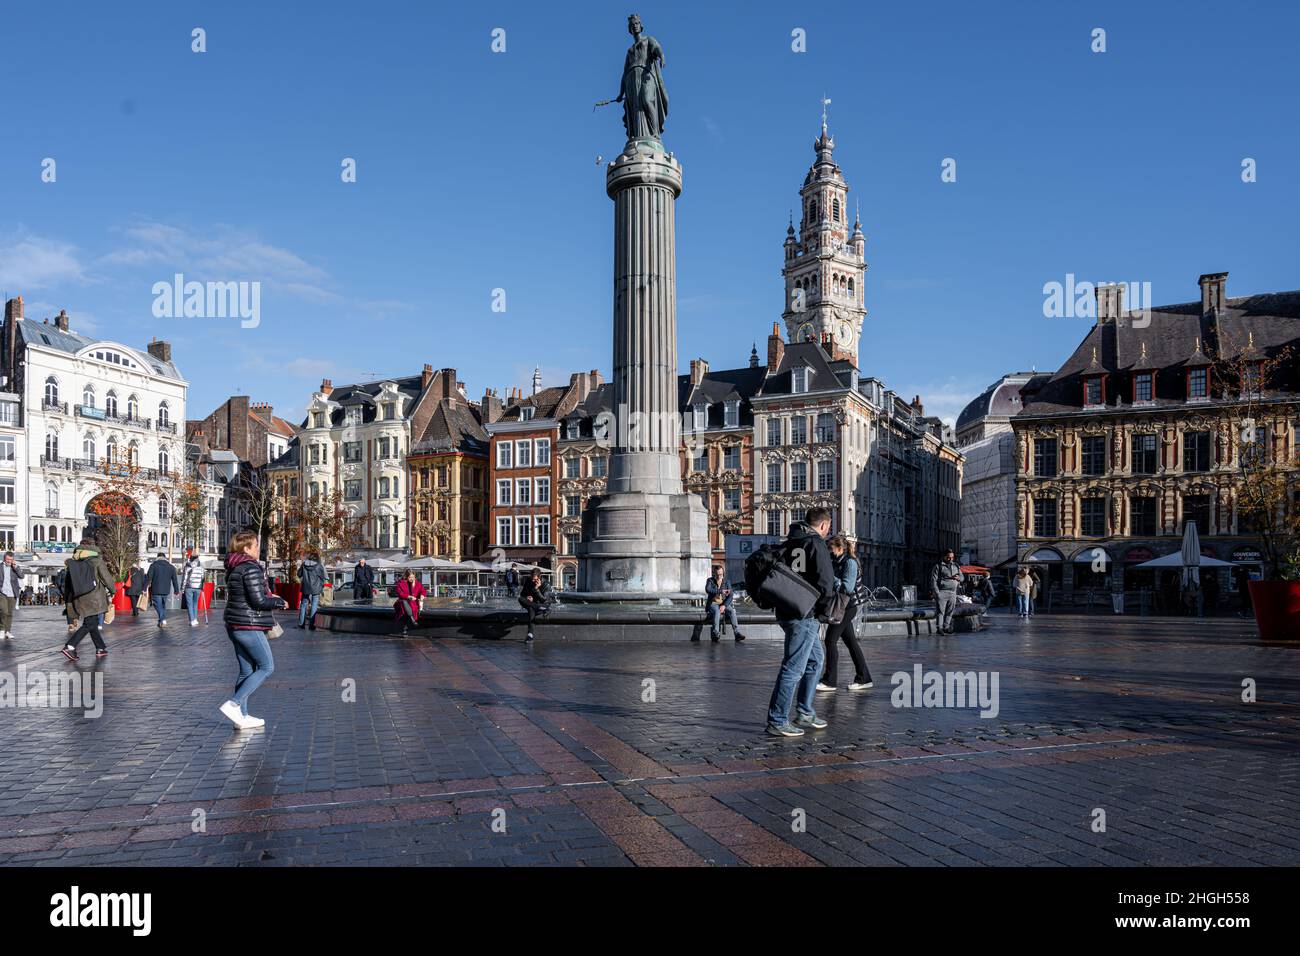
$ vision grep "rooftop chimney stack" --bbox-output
[55,309,70,332]
[320,378,333,396]
[1199,272,1228,315]
[4,297,22,324]
[440,368,456,401]
[146,337,171,362]
[689,358,709,386]
[1094,283,1125,324]
[767,322,785,373]
[421,363,434,391]
[481,388,502,424]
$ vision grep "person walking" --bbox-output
[1013,567,1033,619]
[146,552,179,628]
[181,554,205,627]
[1029,568,1042,617]
[297,551,326,629]
[126,562,147,617]
[930,549,963,635]
[817,536,872,693]
[352,558,375,604]
[766,507,836,738]
[219,530,287,730]
[505,564,521,598]
[518,570,553,642]
[0,552,23,641]
[704,565,746,642]
[59,539,116,661]
[394,570,426,634]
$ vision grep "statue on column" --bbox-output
[595,13,669,142]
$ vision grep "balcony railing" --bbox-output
[156,420,176,434]
[45,507,60,518]
[42,400,68,414]
[39,456,162,480]
[105,413,152,430]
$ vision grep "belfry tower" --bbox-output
[780,109,867,364]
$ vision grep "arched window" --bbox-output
[82,435,95,462]
[33,524,44,543]
[379,477,390,498]
[47,487,58,511]
[127,395,139,419]
[62,526,72,543]
[82,384,95,409]
[105,390,118,417]
[44,377,58,406]
[45,433,59,461]
[159,498,169,521]
[158,448,170,473]
[106,438,117,464]
[833,198,841,222]
[809,199,818,222]
[848,278,855,299]
[127,441,138,465]
[160,532,168,549]
[158,401,170,426]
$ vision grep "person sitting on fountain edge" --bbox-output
[518,570,553,643]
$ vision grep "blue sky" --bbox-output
[2,0,1296,426]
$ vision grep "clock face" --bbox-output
[839,322,852,344]
[797,323,814,343]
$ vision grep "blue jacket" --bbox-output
[833,554,859,596]
[705,576,734,607]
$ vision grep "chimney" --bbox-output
[820,332,834,356]
[1199,272,1227,315]
[767,322,785,373]
[146,337,171,362]
[55,309,70,332]
[911,395,925,416]
[689,357,709,386]
[320,378,333,396]
[4,296,22,324]
[481,388,502,425]
[589,369,602,391]
[1094,283,1124,324]
[440,368,456,401]
[421,363,434,391]
[251,401,274,421]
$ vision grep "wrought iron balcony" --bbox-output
[42,400,68,414]
[156,420,176,434]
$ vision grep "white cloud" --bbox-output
[894,375,990,429]
[0,234,85,290]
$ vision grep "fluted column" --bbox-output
[606,145,683,496]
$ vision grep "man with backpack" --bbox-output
[60,539,116,661]
[297,551,326,630]
[757,507,836,738]
[146,552,180,628]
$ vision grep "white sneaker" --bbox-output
[849,681,874,690]
[219,700,244,726]
[190,620,198,627]
[238,714,265,729]
[815,682,836,692]
[1,631,10,640]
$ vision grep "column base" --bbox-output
[576,490,711,597]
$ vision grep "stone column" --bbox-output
[575,140,711,599]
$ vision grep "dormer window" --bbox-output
[724,400,740,429]
[1187,367,1208,400]
[791,367,810,394]
[520,406,535,421]
[693,404,707,431]
[566,420,579,440]
[1133,371,1154,404]
[1083,376,1105,408]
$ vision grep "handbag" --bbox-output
[267,623,284,640]
[824,591,852,626]
[103,602,116,626]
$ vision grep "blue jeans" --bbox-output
[226,627,275,713]
[152,594,169,623]
[299,592,320,627]
[1016,593,1030,616]
[708,601,738,636]
[185,587,202,624]
[767,617,825,727]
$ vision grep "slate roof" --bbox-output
[497,385,570,422]
[267,438,300,469]
[411,399,489,455]
[17,320,184,380]
[317,376,424,427]
[955,372,1036,433]
[1020,291,1300,417]
[677,365,765,428]
[559,383,614,440]
[756,342,856,397]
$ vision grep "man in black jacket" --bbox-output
[146,553,179,628]
[766,508,836,737]
[126,564,148,616]
[352,558,375,604]
[518,570,553,642]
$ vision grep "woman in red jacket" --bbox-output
[394,570,425,632]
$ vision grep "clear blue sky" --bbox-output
[2,0,1296,426]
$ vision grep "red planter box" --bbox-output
[273,582,302,611]
[1249,580,1300,641]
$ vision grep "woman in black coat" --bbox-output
[219,530,286,730]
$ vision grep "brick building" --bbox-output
[408,394,490,562]
[555,383,613,589]
[186,396,295,470]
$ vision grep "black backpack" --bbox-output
[743,543,819,619]
[65,558,99,599]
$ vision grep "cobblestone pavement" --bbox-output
[1,606,1297,866]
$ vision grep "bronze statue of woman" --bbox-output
[598,13,668,142]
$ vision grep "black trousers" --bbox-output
[519,598,549,631]
[68,618,106,652]
[823,605,870,686]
